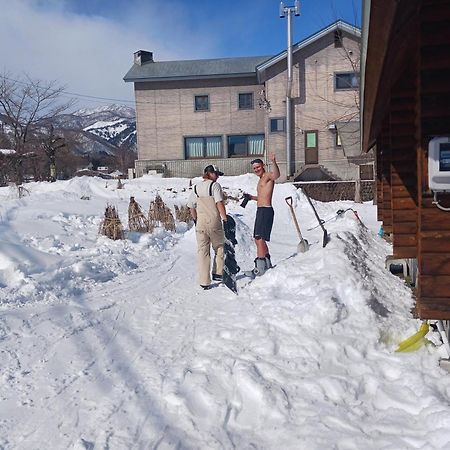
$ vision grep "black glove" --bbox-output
[240,193,251,208]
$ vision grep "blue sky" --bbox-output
[1,0,361,109]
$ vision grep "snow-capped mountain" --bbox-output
[73,104,135,119]
[0,104,136,159]
[83,117,136,149]
[53,104,136,156]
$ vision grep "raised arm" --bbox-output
[269,153,280,181]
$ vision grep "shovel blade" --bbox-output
[297,239,309,253]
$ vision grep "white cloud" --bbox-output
[0,0,219,108]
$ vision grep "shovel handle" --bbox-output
[285,196,304,240]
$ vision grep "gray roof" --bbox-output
[124,55,272,83]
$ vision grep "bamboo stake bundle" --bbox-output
[174,204,193,225]
[148,194,175,232]
[128,196,151,232]
[99,204,124,240]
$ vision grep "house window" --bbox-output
[305,130,318,149]
[194,95,209,111]
[270,118,285,132]
[185,136,222,158]
[335,131,342,147]
[228,134,264,157]
[335,72,359,90]
[238,93,253,110]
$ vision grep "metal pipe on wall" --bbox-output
[280,1,299,179]
[286,8,293,177]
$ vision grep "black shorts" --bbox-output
[253,207,274,241]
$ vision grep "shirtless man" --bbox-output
[244,153,280,277]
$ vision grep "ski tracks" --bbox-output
[1,229,332,449]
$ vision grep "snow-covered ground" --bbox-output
[1,175,450,449]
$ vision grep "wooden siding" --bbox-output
[416,0,450,319]
[381,122,393,234]
[363,0,450,320]
[364,0,450,319]
[375,144,382,212]
[389,64,418,258]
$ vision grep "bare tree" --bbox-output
[41,125,65,181]
[114,139,137,174]
[0,73,76,183]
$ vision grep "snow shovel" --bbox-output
[301,188,329,248]
[285,196,309,253]
[395,322,429,352]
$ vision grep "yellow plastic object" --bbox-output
[395,322,430,353]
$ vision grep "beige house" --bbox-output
[124,20,368,181]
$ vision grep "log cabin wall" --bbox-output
[416,0,450,318]
[381,121,393,233]
[375,142,382,218]
[363,0,450,319]
[389,62,418,259]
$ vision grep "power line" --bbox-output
[0,74,359,118]
[1,75,136,106]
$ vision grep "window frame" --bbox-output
[270,117,286,133]
[227,134,265,158]
[238,92,254,110]
[184,135,222,159]
[194,94,210,112]
[334,72,360,91]
[305,130,318,149]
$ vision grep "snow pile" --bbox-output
[1,175,450,449]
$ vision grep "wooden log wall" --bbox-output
[416,0,450,318]
[375,146,382,214]
[380,121,393,233]
[376,120,391,225]
[389,65,418,259]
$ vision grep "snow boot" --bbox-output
[201,284,212,290]
[244,257,267,279]
[265,253,273,269]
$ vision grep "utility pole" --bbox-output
[279,1,300,178]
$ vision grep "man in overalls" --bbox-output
[188,165,228,289]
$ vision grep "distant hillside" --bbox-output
[53,104,136,156]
